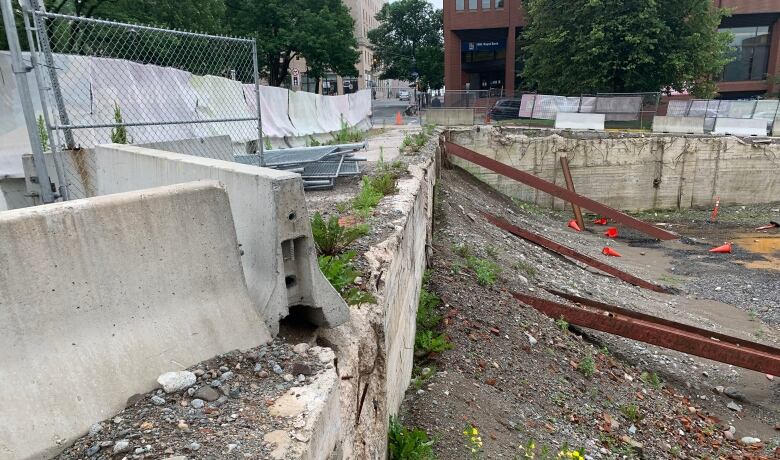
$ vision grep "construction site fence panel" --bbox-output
[666,99,780,132]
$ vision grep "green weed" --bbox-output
[620,404,642,422]
[353,176,384,212]
[329,119,366,144]
[411,365,437,390]
[640,371,663,389]
[454,243,472,258]
[415,330,453,354]
[318,251,375,306]
[466,257,501,286]
[579,354,596,378]
[513,260,537,279]
[264,136,272,151]
[556,316,570,332]
[311,213,369,256]
[485,245,499,259]
[417,288,442,331]
[388,416,436,460]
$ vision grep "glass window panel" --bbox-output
[469,0,477,10]
[456,0,464,10]
[720,26,771,81]
[495,0,504,7]
[482,0,490,8]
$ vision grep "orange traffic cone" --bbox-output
[604,227,618,238]
[395,111,403,125]
[567,219,582,232]
[602,247,622,257]
[593,217,608,225]
[709,242,732,254]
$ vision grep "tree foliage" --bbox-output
[225,0,358,87]
[368,0,444,90]
[521,0,733,97]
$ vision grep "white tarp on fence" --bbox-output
[0,52,372,177]
[667,99,779,131]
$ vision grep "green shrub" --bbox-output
[111,103,128,144]
[556,316,569,332]
[388,416,436,460]
[311,213,369,256]
[640,371,663,389]
[620,404,642,422]
[318,251,375,306]
[37,115,49,152]
[415,330,453,354]
[264,136,273,150]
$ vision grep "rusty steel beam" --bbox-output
[483,212,670,293]
[512,290,780,376]
[445,141,678,240]
[559,155,585,231]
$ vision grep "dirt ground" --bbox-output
[399,165,780,459]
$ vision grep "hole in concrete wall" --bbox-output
[279,305,320,340]
[285,275,297,288]
[288,211,297,220]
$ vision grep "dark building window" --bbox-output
[469,0,477,10]
[456,0,464,10]
[495,0,504,8]
[482,0,490,9]
[720,26,771,82]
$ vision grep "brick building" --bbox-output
[443,0,780,98]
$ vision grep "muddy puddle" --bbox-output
[734,233,780,271]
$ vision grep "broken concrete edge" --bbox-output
[0,181,272,460]
[316,152,437,458]
[91,144,349,334]
[265,347,341,460]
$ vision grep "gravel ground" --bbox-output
[399,165,780,458]
[56,340,331,460]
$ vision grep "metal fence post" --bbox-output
[1,0,55,203]
[29,0,74,149]
[251,40,264,166]
[20,0,68,200]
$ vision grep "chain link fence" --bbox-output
[26,4,262,199]
[666,98,780,133]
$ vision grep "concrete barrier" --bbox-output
[554,112,605,131]
[0,181,272,459]
[424,108,475,126]
[652,116,705,134]
[92,145,349,333]
[713,118,768,136]
[773,123,779,137]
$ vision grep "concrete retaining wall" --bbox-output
[0,182,272,460]
[449,127,780,211]
[424,108,476,126]
[92,145,349,333]
[319,155,436,458]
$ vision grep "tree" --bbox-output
[225,0,358,87]
[368,0,444,90]
[521,0,732,97]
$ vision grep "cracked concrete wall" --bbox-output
[0,182,271,459]
[450,127,780,211]
[318,155,436,459]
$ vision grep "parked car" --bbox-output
[399,89,410,101]
[489,98,522,121]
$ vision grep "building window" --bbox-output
[469,0,477,10]
[482,0,490,8]
[495,0,504,7]
[720,26,771,82]
[456,0,464,10]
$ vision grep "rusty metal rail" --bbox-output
[483,212,670,293]
[512,290,780,375]
[559,155,585,231]
[444,141,678,240]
